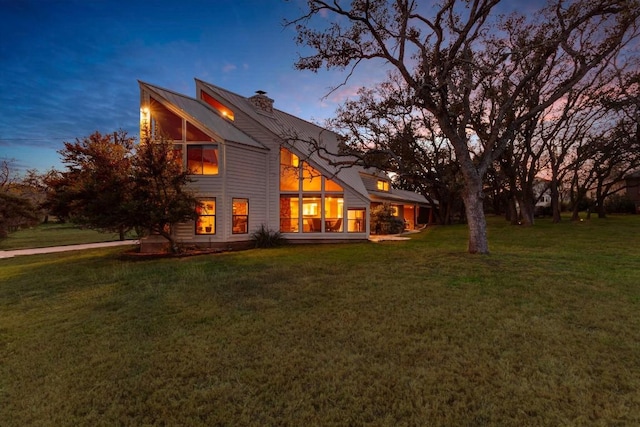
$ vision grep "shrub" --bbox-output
[251,225,287,248]
[370,203,406,235]
[604,194,637,214]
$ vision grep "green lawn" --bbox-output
[0,223,133,250]
[1,216,639,426]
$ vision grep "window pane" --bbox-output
[201,90,235,120]
[348,209,366,232]
[187,145,218,175]
[303,196,321,233]
[325,197,344,232]
[202,146,218,174]
[171,144,183,170]
[302,163,322,191]
[186,121,213,142]
[325,178,343,192]
[196,200,216,235]
[280,196,299,232]
[150,97,183,140]
[377,180,390,191]
[187,146,203,174]
[280,148,299,191]
[232,199,249,234]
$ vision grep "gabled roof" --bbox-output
[369,188,431,205]
[196,79,370,200]
[139,81,266,150]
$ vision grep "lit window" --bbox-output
[325,197,344,232]
[303,197,321,233]
[186,121,213,142]
[150,97,183,140]
[196,200,216,235]
[348,209,366,232]
[280,196,299,232]
[325,178,343,192]
[201,90,235,120]
[187,145,218,175]
[279,148,344,234]
[232,199,249,234]
[302,163,322,191]
[171,144,183,170]
[377,180,389,191]
[280,148,300,191]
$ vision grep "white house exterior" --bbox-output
[138,79,430,249]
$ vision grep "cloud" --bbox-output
[222,63,238,73]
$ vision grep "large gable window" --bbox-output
[187,145,218,175]
[279,148,344,233]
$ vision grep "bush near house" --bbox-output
[370,203,405,234]
[250,225,287,248]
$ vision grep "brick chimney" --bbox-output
[248,90,274,114]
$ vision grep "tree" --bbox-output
[19,169,55,224]
[45,131,199,251]
[0,160,38,238]
[289,0,640,253]
[45,131,135,239]
[329,73,464,225]
[126,135,200,252]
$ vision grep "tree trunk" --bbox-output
[571,204,581,221]
[595,184,607,219]
[550,177,562,223]
[506,196,518,225]
[462,182,489,254]
[519,188,536,226]
[597,204,607,218]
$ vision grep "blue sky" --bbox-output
[0,0,547,174]
[0,0,390,173]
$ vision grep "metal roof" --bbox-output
[197,79,371,200]
[369,188,430,205]
[142,79,432,207]
[139,81,266,150]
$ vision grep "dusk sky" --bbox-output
[0,0,392,173]
[1,0,545,174]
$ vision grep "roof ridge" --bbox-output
[197,78,332,134]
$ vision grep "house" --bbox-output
[625,170,640,213]
[138,79,431,249]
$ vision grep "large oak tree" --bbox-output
[289,0,640,253]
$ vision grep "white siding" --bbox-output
[172,141,269,245]
[223,142,270,240]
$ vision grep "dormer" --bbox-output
[376,179,390,192]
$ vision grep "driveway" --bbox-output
[0,240,139,259]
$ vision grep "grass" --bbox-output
[1,215,639,426]
[0,223,133,250]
